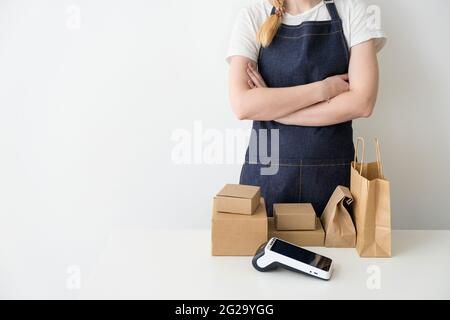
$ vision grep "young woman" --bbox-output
[226,0,386,216]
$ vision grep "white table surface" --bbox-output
[80,229,450,300]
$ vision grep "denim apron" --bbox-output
[240,0,355,217]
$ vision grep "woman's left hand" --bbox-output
[246,62,267,88]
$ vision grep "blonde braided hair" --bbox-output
[257,0,286,47]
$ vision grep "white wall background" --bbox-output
[0,0,449,298]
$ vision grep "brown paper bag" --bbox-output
[350,137,391,257]
[321,186,356,248]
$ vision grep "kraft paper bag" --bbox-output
[350,138,392,257]
[321,185,356,248]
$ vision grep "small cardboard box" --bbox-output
[268,217,325,247]
[215,184,261,215]
[273,203,316,230]
[212,198,268,256]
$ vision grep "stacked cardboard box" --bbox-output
[211,184,268,256]
[269,203,325,247]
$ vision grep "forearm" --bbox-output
[235,81,327,120]
[228,56,329,121]
[276,90,376,127]
[276,40,380,127]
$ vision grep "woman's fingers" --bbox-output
[247,69,266,88]
[248,79,256,89]
[247,67,262,87]
[248,63,267,87]
[323,74,350,99]
[248,61,258,70]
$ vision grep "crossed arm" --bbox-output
[228,39,379,126]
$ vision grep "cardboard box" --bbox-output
[215,184,261,215]
[273,203,316,230]
[212,198,268,256]
[268,217,325,247]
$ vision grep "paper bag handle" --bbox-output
[353,137,384,178]
[374,138,384,178]
[353,137,365,175]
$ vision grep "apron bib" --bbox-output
[240,0,355,216]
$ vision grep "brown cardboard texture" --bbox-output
[212,198,268,256]
[268,217,324,247]
[273,203,316,230]
[215,184,261,215]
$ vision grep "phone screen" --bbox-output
[270,239,332,271]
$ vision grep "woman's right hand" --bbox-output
[322,74,349,101]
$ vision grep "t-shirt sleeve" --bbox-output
[349,0,387,52]
[225,7,261,64]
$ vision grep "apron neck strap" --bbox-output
[270,1,341,21]
[323,0,341,21]
[270,6,276,15]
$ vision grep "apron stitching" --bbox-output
[244,163,350,167]
[339,30,350,63]
[280,20,340,29]
[275,30,342,40]
[301,163,350,167]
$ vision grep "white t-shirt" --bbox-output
[225,0,387,63]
